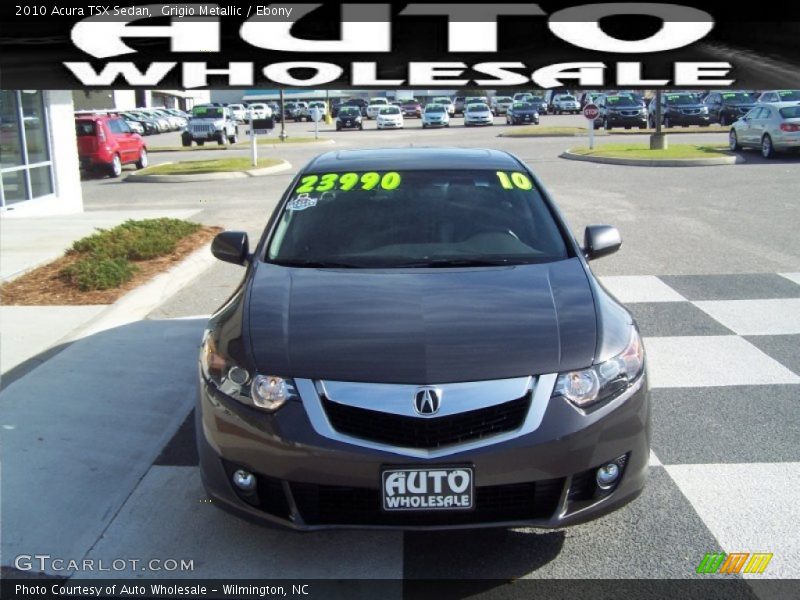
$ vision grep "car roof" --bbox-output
[305,148,522,173]
[760,101,800,109]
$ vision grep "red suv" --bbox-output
[75,114,147,177]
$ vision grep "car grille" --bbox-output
[191,124,213,133]
[681,109,701,115]
[321,393,530,449]
[290,478,564,526]
[621,110,641,116]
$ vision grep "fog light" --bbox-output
[232,469,256,491]
[596,463,620,489]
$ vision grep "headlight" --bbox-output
[552,329,644,408]
[701,107,709,113]
[200,332,294,412]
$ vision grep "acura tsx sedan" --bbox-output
[197,147,650,530]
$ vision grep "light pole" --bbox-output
[279,89,287,141]
[650,89,667,150]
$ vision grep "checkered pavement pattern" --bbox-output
[87,272,800,582]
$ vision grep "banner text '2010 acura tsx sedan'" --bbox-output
[197,147,650,530]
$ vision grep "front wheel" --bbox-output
[664,116,672,128]
[181,137,191,148]
[719,114,728,126]
[604,118,611,131]
[217,132,228,146]
[228,133,238,144]
[762,134,775,159]
[135,148,148,170]
[196,140,205,146]
[108,154,122,178]
[729,129,740,151]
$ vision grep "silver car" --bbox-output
[552,94,581,114]
[729,102,800,158]
[464,103,494,126]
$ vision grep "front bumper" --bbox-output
[377,120,402,128]
[664,112,711,125]
[605,114,648,127]
[197,373,651,531]
[509,115,539,125]
[465,118,493,126]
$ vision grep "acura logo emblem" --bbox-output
[414,387,442,416]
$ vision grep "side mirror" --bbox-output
[584,225,621,261]
[211,231,249,266]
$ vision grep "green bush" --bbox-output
[62,218,201,291]
[71,218,201,260]
[61,257,137,291]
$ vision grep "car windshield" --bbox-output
[513,103,535,110]
[467,104,489,112]
[193,107,223,118]
[720,92,753,103]
[339,108,359,116]
[529,96,544,102]
[380,107,400,115]
[496,97,512,102]
[426,105,445,113]
[434,99,451,104]
[559,96,576,102]
[606,95,640,107]
[664,94,696,105]
[779,106,800,118]
[776,90,800,100]
[267,169,569,268]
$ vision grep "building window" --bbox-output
[0,90,55,207]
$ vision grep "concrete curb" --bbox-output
[125,159,292,183]
[559,150,741,167]
[245,138,336,149]
[499,128,729,139]
[61,242,216,343]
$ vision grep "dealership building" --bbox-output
[0,89,211,217]
[0,90,83,217]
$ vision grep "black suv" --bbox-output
[703,91,756,126]
[335,106,363,130]
[648,93,711,128]
[597,94,647,130]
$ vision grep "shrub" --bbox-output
[61,218,201,290]
[61,257,137,291]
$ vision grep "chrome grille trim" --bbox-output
[296,374,557,458]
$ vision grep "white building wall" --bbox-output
[3,91,83,217]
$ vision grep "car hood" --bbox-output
[665,103,705,110]
[246,258,597,384]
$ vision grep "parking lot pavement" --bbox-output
[3,118,798,586]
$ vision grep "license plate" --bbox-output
[382,466,474,511]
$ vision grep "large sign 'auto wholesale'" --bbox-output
[2,2,799,89]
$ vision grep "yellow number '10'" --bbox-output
[496,171,533,190]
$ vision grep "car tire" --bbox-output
[218,132,227,146]
[761,134,775,159]
[109,154,122,178]
[359,124,363,130]
[729,129,741,151]
[181,137,191,147]
[135,148,148,170]
[604,118,611,131]
[336,124,342,131]
[719,114,728,126]
[664,116,672,128]
[648,116,655,128]
[229,132,238,144]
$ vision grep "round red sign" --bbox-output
[583,103,600,120]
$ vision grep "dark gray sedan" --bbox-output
[197,148,650,530]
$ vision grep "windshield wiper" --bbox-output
[393,258,522,268]
[270,259,361,269]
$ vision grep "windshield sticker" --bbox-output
[496,171,533,191]
[294,172,402,194]
[287,194,318,211]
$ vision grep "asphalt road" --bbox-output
[8,112,798,590]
